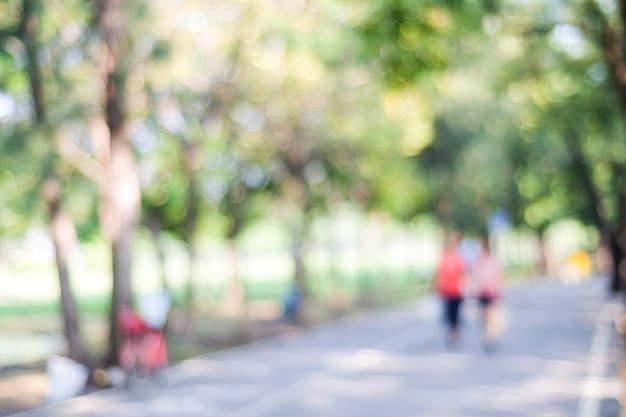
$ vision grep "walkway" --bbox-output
[14,277,624,417]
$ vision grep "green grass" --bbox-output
[0,268,431,317]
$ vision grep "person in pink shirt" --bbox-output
[472,237,504,351]
[435,232,465,347]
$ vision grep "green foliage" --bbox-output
[489,0,626,232]
[1,0,626,274]
[355,0,497,85]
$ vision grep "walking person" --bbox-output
[473,237,504,352]
[435,232,465,348]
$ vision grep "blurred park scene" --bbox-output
[1,0,626,414]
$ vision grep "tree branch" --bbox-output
[56,132,107,188]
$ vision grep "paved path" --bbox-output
[15,277,624,417]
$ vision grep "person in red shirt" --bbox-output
[435,232,465,347]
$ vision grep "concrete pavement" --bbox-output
[14,277,624,417]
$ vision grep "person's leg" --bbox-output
[480,297,497,351]
[447,298,463,346]
[442,298,454,345]
[478,296,488,336]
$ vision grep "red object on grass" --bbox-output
[141,329,168,370]
[118,307,148,335]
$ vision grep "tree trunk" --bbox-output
[147,216,168,291]
[609,232,624,292]
[185,240,198,321]
[609,185,626,293]
[291,224,307,296]
[103,134,141,367]
[106,226,136,365]
[289,217,310,325]
[43,180,91,366]
[20,0,90,366]
[95,0,142,366]
[227,238,246,312]
[225,238,251,339]
[182,141,201,315]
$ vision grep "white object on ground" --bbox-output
[46,354,89,403]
